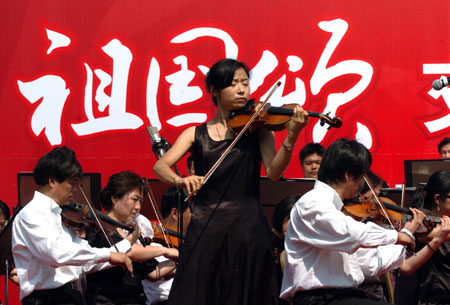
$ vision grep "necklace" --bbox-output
[214,117,223,141]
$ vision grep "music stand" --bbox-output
[404,159,450,187]
[0,205,22,305]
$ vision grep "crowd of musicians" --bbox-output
[2,59,450,305]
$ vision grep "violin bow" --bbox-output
[78,184,120,252]
[362,174,400,231]
[185,81,282,202]
[142,177,173,248]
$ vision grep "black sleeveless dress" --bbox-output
[167,123,279,305]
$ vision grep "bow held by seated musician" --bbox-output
[84,170,179,305]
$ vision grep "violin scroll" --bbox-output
[310,111,343,130]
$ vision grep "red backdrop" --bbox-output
[2,0,450,303]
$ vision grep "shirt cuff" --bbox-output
[115,239,132,253]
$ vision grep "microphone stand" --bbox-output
[152,137,192,252]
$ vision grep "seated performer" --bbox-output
[438,137,450,159]
[411,170,450,304]
[0,200,10,233]
[299,142,325,179]
[281,138,415,305]
[141,186,192,305]
[85,171,178,305]
[12,146,135,305]
[270,195,300,305]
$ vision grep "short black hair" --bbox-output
[205,58,250,105]
[100,171,147,211]
[33,146,83,186]
[318,138,372,185]
[438,137,450,153]
[272,195,300,234]
[161,186,189,219]
[0,200,10,221]
[299,142,325,165]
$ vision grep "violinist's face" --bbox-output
[112,188,143,224]
[50,177,80,206]
[213,68,250,111]
[343,173,364,200]
[440,143,450,159]
[436,192,450,217]
[302,153,322,179]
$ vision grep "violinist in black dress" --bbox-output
[153,58,308,305]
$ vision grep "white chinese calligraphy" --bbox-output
[422,63,450,133]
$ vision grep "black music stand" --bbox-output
[404,159,450,187]
[0,205,21,305]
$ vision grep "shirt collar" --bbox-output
[33,191,62,214]
[314,180,344,210]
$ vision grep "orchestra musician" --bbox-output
[153,58,308,305]
[141,186,191,305]
[11,146,136,305]
[299,142,325,179]
[411,170,450,304]
[438,138,450,159]
[270,195,300,305]
[0,200,10,233]
[85,171,178,305]
[281,138,415,305]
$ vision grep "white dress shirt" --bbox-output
[280,180,404,302]
[12,191,131,300]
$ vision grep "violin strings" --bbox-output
[362,175,398,231]
[78,184,119,252]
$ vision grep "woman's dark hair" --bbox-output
[33,146,83,186]
[272,195,300,234]
[160,186,189,219]
[318,138,372,185]
[359,170,388,195]
[205,58,250,105]
[411,171,450,210]
[100,171,147,211]
[0,200,10,221]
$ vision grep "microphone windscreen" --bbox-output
[432,79,444,90]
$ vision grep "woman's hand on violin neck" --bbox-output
[286,105,308,138]
[404,208,426,235]
[163,247,179,261]
[434,215,450,243]
[176,175,204,195]
[126,222,141,245]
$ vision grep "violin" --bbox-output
[151,223,184,249]
[228,99,342,133]
[343,196,441,230]
[62,201,151,246]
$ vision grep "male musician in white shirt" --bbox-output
[12,146,138,305]
[281,138,415,305]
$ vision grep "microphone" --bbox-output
[432,76,450,90]
[147,126,166,159]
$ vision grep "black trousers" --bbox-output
[22,282,85,305]
[293,288,391,305]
